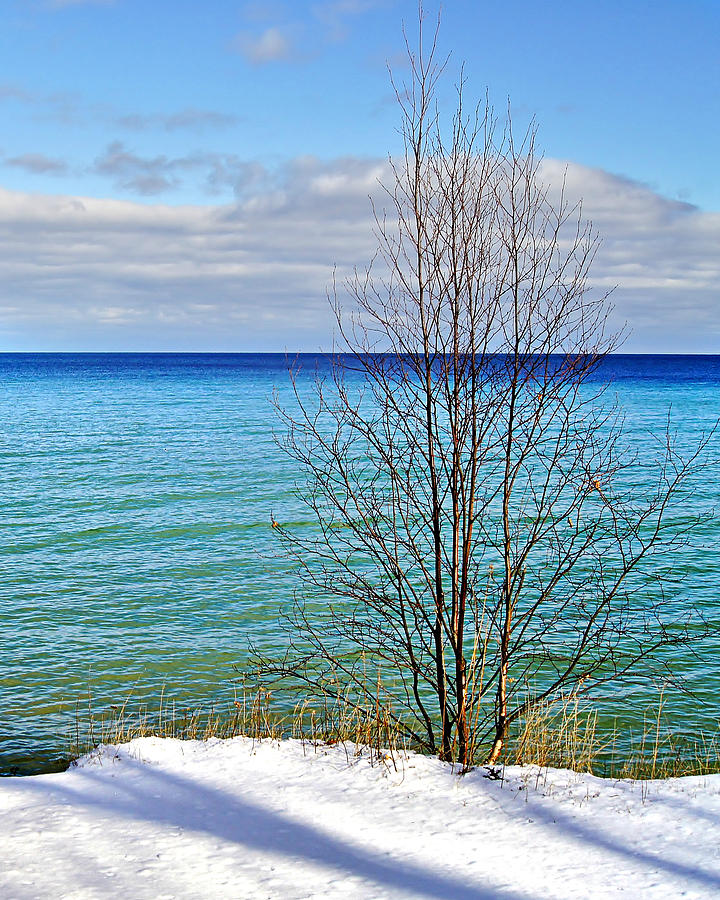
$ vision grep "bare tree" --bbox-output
[256,13,711,768]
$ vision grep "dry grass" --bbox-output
[504,693,720,780]
[610,710,720,780]
[69,687,720,781]
[69,685,408,768]
[70,692,261,756]
[505,695,602,773]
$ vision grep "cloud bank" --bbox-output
[0,158,717,351]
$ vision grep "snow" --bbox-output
[1,737,719,899]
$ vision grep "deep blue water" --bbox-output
[1,353,718,774]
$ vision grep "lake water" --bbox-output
[1,353,718,774]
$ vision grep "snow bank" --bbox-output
[1,736,719,898]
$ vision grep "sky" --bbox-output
[0,0,718,352]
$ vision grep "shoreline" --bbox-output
[5,691,720,782]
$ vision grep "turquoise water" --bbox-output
[1,353,718,774]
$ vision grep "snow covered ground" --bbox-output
[1,737,719,899]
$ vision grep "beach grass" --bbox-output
[506,693,720,779]
[67,686,720,781]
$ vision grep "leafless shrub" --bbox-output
[253,10,714,768]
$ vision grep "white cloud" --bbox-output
[0,158,717,351]
[0,81,237,136]
[90,144,275,197]
[312,0,384,41]
[91,142,194,195]
[233,0,382,64]
[116,108,241,133]
[4,152,68,174]
[235,27,293,64]
[0,84,33,102]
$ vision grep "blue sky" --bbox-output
[0,0,718,350]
